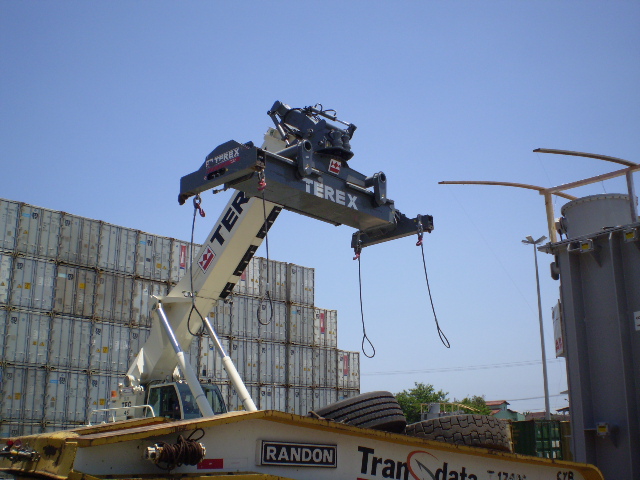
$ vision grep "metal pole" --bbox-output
[155,302,215,418]
[523,236,551,420]
[533,243,552,420]
[201,316,258,412]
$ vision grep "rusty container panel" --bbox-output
[58,213,101,267]
[288,304,314,345]
[136,233,172,281]
[9,257,56,312]
[0,199,19,253]
[287,263,314,306]
[2,310,50,365]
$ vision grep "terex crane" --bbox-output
[111,101,433,422]
[0,102,603,480]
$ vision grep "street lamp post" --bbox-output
[522,235,551,421]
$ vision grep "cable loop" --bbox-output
[356,254,375,358]
[419,241,450,349]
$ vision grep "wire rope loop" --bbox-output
[357,255,376,358]
[419,242,450,349]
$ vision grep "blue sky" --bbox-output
[2,1,639,414]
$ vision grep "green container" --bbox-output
[512,420,564,459]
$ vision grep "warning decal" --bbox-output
[198,246,216,273]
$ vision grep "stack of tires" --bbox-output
[309,391,512,452]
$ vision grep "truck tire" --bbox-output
[309,391,407,433]
[404,415,512,452]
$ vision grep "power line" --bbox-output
[362,358,564,376]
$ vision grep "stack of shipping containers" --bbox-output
[0,198,360,437]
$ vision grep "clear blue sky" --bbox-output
[2,1,638,414]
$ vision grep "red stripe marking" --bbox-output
[197,459,224,469]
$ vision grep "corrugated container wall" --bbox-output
[0,198,359,434]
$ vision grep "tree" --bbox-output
[457,395,491,415]
[395,382,448,424]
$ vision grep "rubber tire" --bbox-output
[309,391,407,433]
[404,415,512,452]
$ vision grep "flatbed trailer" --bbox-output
[0,411,603,480]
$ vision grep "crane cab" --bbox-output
[147,382,227,420]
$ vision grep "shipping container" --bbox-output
[224,383,261,412]
[170,240,201,284]
[313,308,338,348]
[87,373,120,424]
[48,316,93,370]
[97,223,137,274]
[229,338,260,384]
[0,199,19,253]
[58,213,101,267]
[512,420,565,459]
[287,263,314,306]
[45,369,89,424]
[208,300,232,337]
[337,350,360,390]
[258,384,287,411]
[2,310,50,365]
[131,278,169,327]
[288,304,314,345]
[287,344,314,386]
[313,347,338,388]
[93,272,134,324]
[312,387,338,412]
[286,386,312,416]
[8,257,56,312]
[0,254,12,304]
[258,342,287,385]
[260,258,288,302]
[136,233,172,281]
[198,335,231,382]
[231,295,286,343]
[0,365,46,421]
[53,264,97,318]
[16,205,61,259]
[232,257,261,297]
[337,388,361,402]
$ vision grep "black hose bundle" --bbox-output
[154,430,206,471]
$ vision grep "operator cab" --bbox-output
[147,382,227,420]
